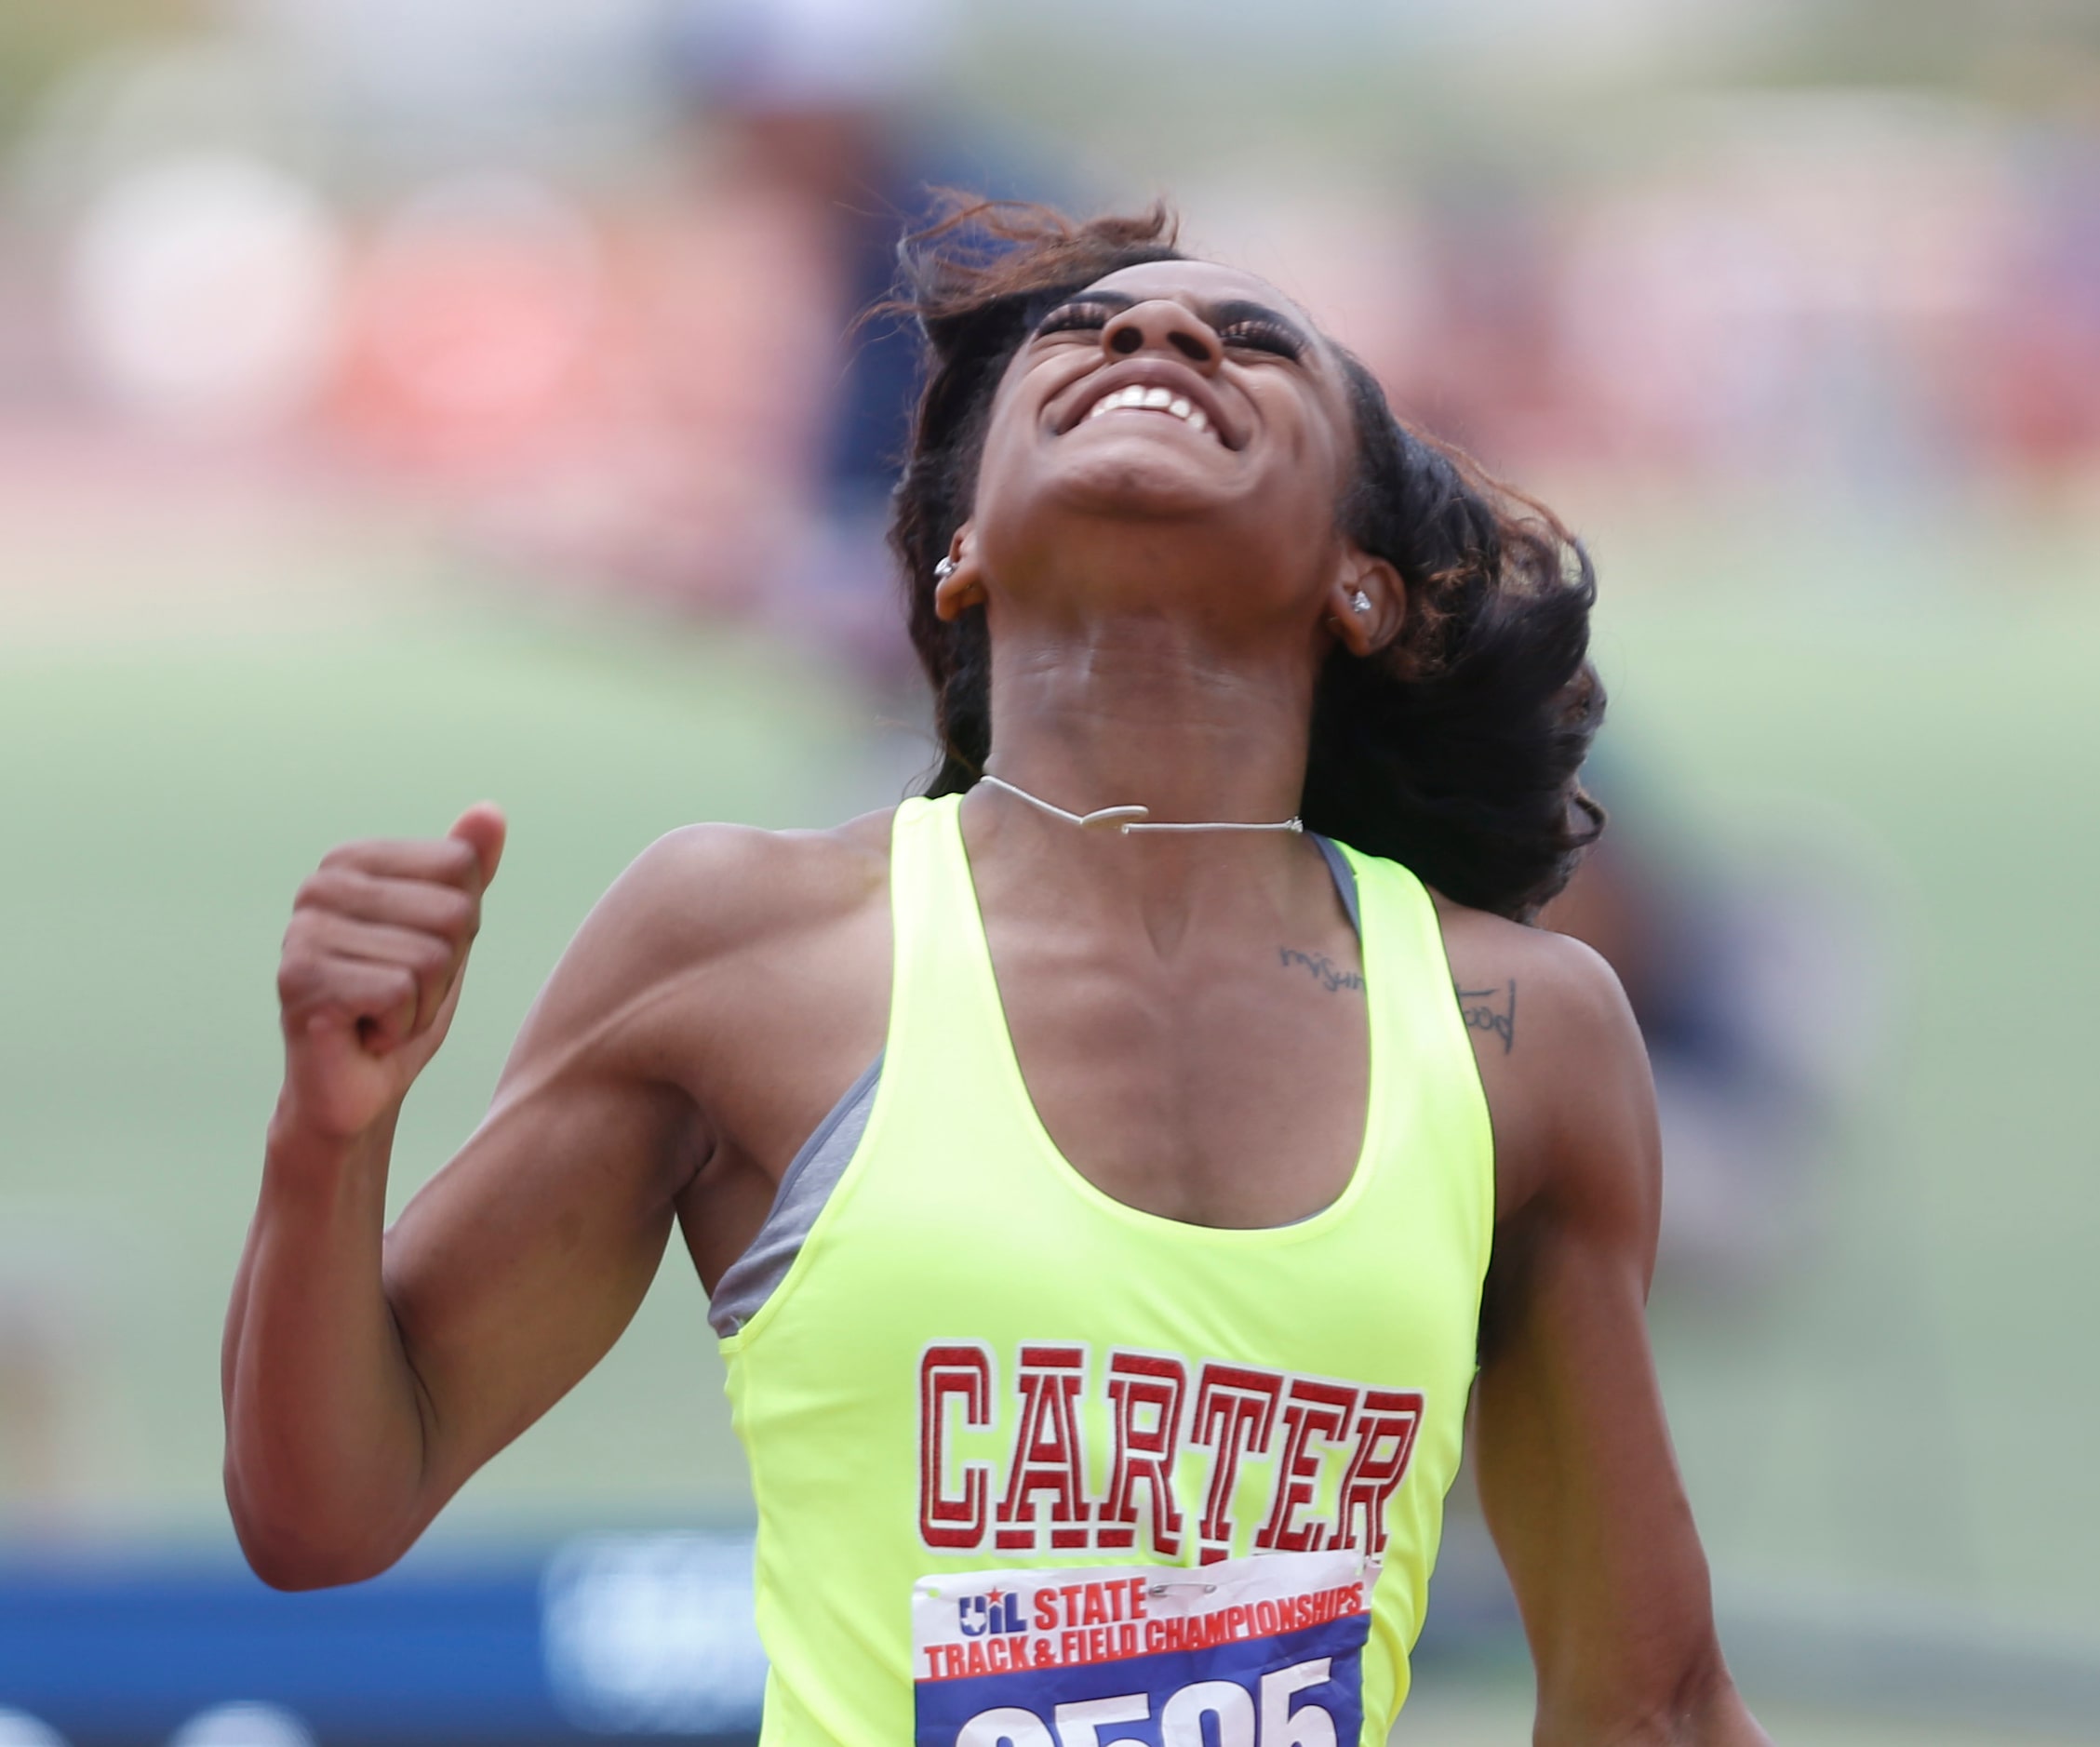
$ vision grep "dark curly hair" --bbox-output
[887,198,1604,921]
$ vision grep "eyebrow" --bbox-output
[1044,289,1317,359]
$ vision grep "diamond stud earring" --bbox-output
[1350,589,1371,614]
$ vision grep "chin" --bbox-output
[1043,447,1237,520]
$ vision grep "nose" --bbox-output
[1100,300,1221,372]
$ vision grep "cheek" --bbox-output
[1252,372,1348,478]
[964,380,1047,524]
[1299,392,1358,492]
[1261,414,1351,536]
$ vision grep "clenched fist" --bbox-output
[275,804,506,1144]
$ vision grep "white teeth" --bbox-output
[1080,383,1217,438]
[1086,386,1149,420]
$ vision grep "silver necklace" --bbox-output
[979,773,1303,835]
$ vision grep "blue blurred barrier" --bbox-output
[0,1533,765,1746]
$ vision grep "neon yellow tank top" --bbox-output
[719,795,1493,1745]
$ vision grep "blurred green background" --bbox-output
[3,0,2099,1741]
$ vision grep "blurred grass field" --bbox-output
[1,490,2096,1740]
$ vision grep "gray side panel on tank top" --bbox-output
[708,1054,882,1337]
[703,841,1360,1336]
[1311,833,1361,936]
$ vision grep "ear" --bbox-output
[1323,548,1403,658]
[931,525,987,622]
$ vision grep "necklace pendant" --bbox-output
[978,773,1299,836]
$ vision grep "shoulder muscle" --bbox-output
[1436,898,1660,1249]
[495,811,892,1123]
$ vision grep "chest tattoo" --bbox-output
[1277,947,1365,994]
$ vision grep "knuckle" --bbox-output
[276,955,318,1007]
[297,867,365,913]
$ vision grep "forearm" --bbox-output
[1485,1333,1768,1747]
[222,1102,433,1588]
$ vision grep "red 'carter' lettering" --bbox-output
[1255,1376,1361,1552]
[1334,1388,1425,1555]
[996,1345,1092,1552]
[1098,1351,1188,1554]
[918,1344,994,1550]
[917,1339,1426,1566]
[1188,1364,1285,1563]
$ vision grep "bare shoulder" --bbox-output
[1431,893,1659,1230]
[1432,893,1639,1074]
[504,807,895,1069]
[591,807,893,967]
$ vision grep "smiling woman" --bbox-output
[892,201,1605,923]
[221,198,1769,1747]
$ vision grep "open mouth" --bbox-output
[1081,383,1214,441]
[1061,365,1236,447]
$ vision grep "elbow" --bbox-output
[239,1538,395,1594]
[223,1460,409,1593]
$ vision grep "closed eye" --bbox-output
[1217,317,1304,361]
[1033,293,1312,363]
[1033,300,1121,339]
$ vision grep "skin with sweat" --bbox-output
[224,259,1769,1744]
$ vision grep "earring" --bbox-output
[1350,589,1371,615]
[934,556,956,583]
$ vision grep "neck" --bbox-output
[958,609,1332,948]
[981,614,1317,830]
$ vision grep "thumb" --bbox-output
[448,802,508,893]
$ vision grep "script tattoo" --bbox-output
[1277,948,1365,994]
[1456,979,1517,1053]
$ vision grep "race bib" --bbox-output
[912,1550,1375,1747]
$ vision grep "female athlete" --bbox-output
[224,202,1770,1745]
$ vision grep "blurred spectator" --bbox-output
[653,0,1054,671]
[65,152,341,438]
[12,23,2098,634]
[1544,755,1891,1292]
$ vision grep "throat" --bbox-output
[979,626,1317,849]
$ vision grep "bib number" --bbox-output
[913,1551,1373,1747]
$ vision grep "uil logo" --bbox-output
[956,1588,1027,1638]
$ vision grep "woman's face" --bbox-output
[955,259,1370,636]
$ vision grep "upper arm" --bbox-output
[376,824,809,1511]
[1460,929,1765,1743]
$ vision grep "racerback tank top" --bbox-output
[718,794,1493,1745]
